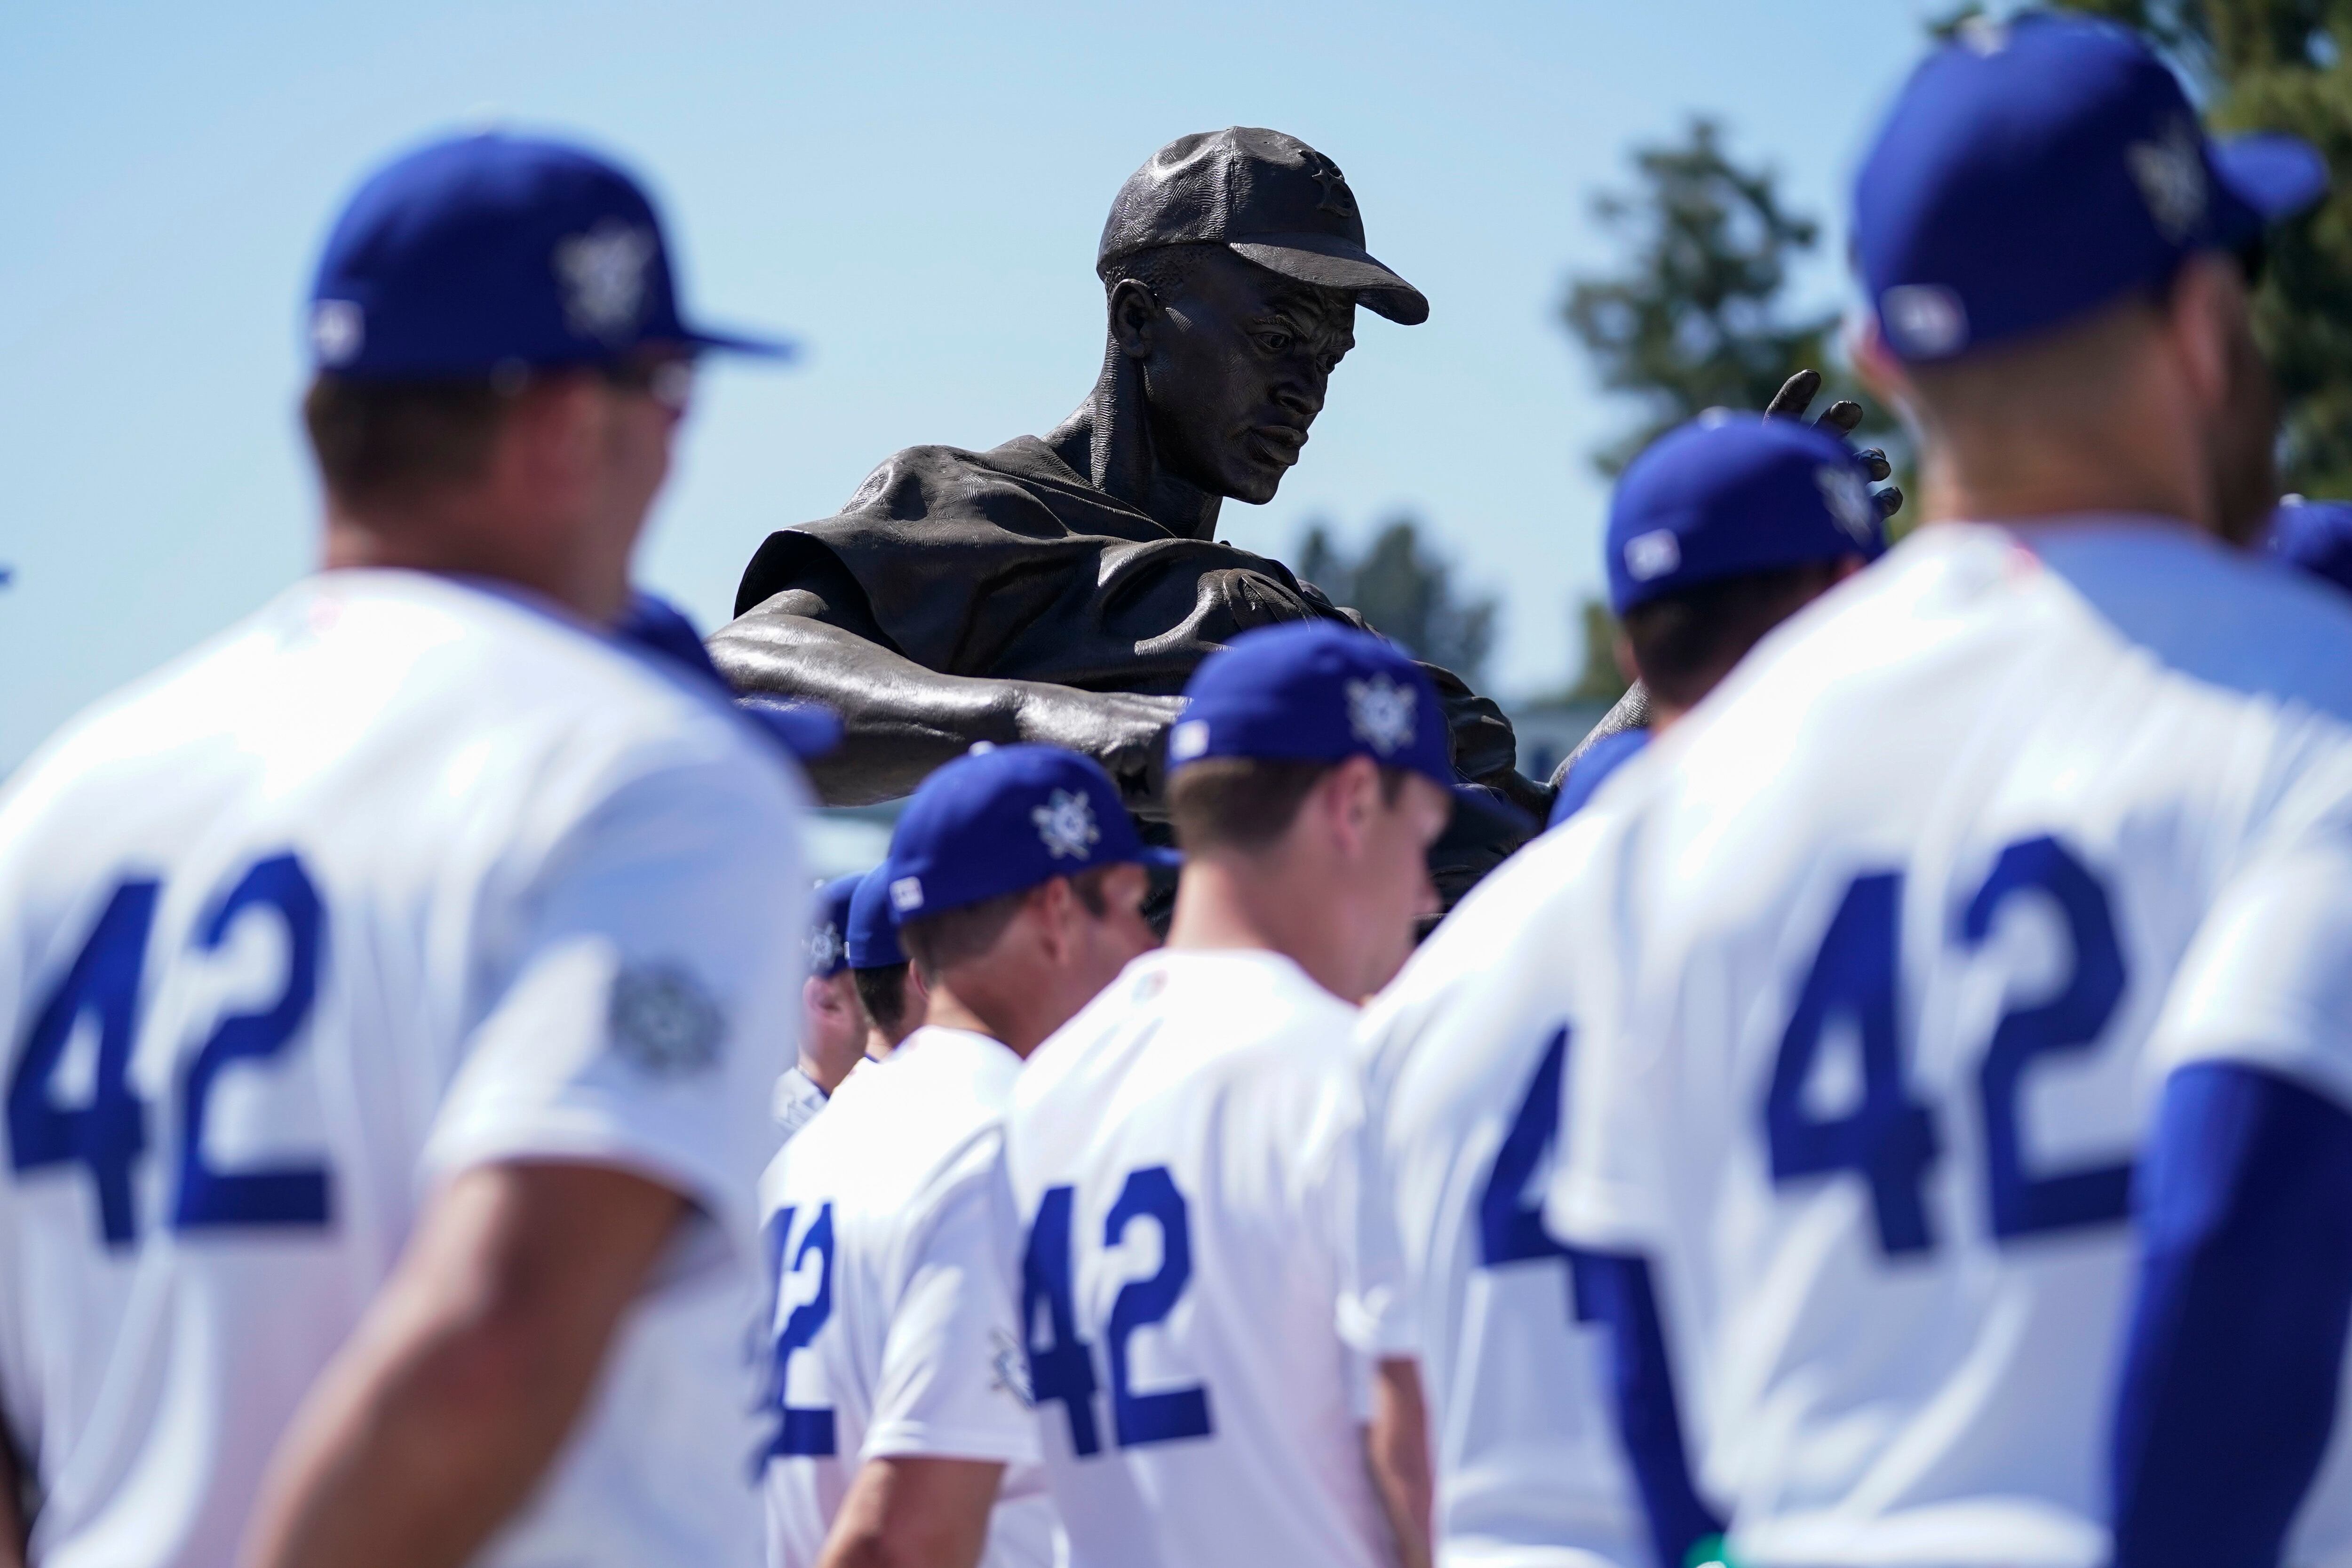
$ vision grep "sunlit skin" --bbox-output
[1854,254,2278,549]
[322,352,691,626]
[1166,758,1449,1003]
[917,863,1159,1058]
[800,972,868,1094]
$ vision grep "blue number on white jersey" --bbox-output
[765,1200,839,1458]
[1023,1165,1216,1458]
[8,852,331,1245]
[1764,834,2130,1252]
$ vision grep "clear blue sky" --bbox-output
[2,0,1948,771]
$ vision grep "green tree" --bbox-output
[1562,118,1844,476]
[1295,517,1497,685]
[1947,1,2352,494]
[1556,119,1863,701]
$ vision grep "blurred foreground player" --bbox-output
[1348,414,1886,1568]
[1541,19,2352,1567]
[1549,414,1887,827]
[1005,623,1481,1568]
[846,865,927,1061]
[0,133,810,1568]
[2270,494,2352,598]
[759,747,1161,1568]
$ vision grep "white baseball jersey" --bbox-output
[1354,875,1644,1568]
[1540,520,2352,1567]
[0,570,809,1568]
[756,1025,1055,1568]
[1003,948,1391,1568]
[772,1065,829,1140]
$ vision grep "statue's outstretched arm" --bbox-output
[711,590,1185,811]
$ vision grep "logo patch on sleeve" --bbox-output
[609,963,726,1078]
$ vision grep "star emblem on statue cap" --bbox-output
[1346,675,1416,755]
[1032,788,1102,861]
[1302,149,1358,219]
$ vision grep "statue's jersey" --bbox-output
[1002,950,1390,1568]
[0,572,809,1568]
[1540,521,2352,1567]
[732,436,1526,793]
[1353,852,1645,1568]
[756,1026,1056,1568]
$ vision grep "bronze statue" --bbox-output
[714,127,1546,905]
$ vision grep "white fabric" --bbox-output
[772,1066,829,1139]
[1537,521,2352,1567]
[0,571,809,1568]
[1003,948,1391,1568]
[757,1026,1056,1568]
[1355,859,1645,1568]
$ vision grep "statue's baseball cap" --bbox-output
[808,874,861,979]
[1606,414,1887,616]
[1168,622,1526,833]
[2269,497,2352,598]
[1098,127,1429,326]
[846,867,907,969]
[306,130,795,379]
[880,745,1180,927]
[1855,14,2324,363]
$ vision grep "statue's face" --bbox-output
[1138,249,1356,505]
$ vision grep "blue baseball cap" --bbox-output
[846,867,907,969]
[308,131,795,379]
[808,874,861,978]
[1855,15,2325,363]
[881,745,1179,926]
[1606,414,1885,615]
[2268,497,2352,598]
[1167,622,1525,833]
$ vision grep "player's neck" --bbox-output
[1917,425,2208,533]
[322,500,633,625]
[1165,858,1360,1002]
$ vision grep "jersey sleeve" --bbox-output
[864,1129,1040,1466]
[421,753,808,1276]
[1337,1019,1418,1361]
[2150,802,2352,1110]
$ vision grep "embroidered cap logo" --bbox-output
[1032,789,1102,861]
[1346,675,1417,756]
[554,221,657,344]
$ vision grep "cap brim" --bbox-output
[1226,233,1430,325]
[1127,845,1185,871]
[675,321,801,360]
[2212,132,2328,233]
[740,695,841,758]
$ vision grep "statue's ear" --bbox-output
[1107,277,1162,360]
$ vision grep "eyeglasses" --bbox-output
[598,354,696,414]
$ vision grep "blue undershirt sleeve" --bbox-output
[1570,1248,1726,1568]
[2111,1060,2352,1568]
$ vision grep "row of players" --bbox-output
[763,15,2352,1568]
[6,11,2352,1568]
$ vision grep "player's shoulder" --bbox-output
[1360,809,1624,1100]
[2021,519,2352,724]
[792,1029,1016,1191]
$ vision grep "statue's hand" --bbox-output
[1764,368,1905,523]
[1014,685,1189,814]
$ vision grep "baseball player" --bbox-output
[781,873,868,1130]
[1534,17,2352,1567]
[846,864,928,1060]
[1004,621,1497,1568]
[1349,414,1888,1568]
[758,745,1163,1568]
[1548,415,1889,828]
[0,131,811,1568]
